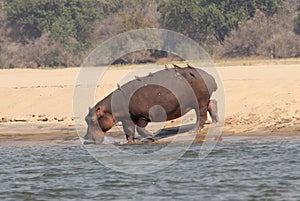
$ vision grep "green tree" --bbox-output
[159,0,283,43]
[294,5,300,35]
[5,0,104,47]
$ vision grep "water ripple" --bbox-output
[0,139,299,200]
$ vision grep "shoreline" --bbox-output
[0,121,299,146]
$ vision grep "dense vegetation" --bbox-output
[159,0,282,43]
[0,0,299,68]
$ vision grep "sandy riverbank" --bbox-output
[0,64,299,145]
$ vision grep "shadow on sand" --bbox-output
[154,124,195,140]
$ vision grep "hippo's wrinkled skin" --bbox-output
[84,64,218,144]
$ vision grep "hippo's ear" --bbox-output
[88,107,91,110]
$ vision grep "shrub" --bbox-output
[218,10,300,58]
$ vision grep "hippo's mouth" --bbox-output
[84,125,105,145]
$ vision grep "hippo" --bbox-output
[84,64,218,144]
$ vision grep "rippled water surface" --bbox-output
[1,138,300,200]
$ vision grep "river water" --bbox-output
[0,137,299,200]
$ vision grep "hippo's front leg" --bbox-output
[136,127,155,142]
[136,117,155,142]
[122,120,136,142]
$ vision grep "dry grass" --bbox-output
[214,57,300,67]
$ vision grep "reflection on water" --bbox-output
[0,137,299,200]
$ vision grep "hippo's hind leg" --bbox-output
[136,117,155,142]
[194,102,208,132]
[208,99,219,123]
[122,120,136,142]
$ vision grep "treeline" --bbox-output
[0,0,299,68]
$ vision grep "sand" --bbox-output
[0,64,300,145]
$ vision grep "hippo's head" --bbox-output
[84,107,105,144]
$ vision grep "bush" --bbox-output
[3,34,85,68]
[217,10,300,58]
